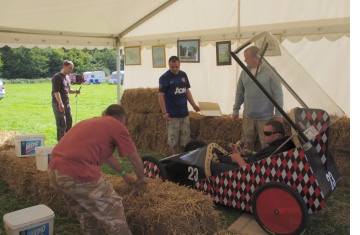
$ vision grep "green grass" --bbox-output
[0,82,350,234]
[0,179,82,235]
[0,82,120,146]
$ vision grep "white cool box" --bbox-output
[35,146,54,171]
[3,204,55,235]
[14,134,54,171]
[15,134,45,157]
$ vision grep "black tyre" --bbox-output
[252,182,308,235]
[184,140,207,152]
[142,156,168,180]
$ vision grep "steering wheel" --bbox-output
[204,143,228,177]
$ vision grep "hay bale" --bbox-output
[126,113,169,153]
[121,88,160,114]
[126,112,150,135]
[0,130,20,146]
[154,132,170,155]
[189,111,204,140]
[328,117,350,188]
[0,144,222,234]
[0,146,41,197]
[108,175,220,234]
[329,116,350,151]
[197,116,242,145]
[332,149,350,188]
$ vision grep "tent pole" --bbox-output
[116,44,121,105]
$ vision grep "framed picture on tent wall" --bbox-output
[125,46,141,65]
[177,39,200,63]
[152,45,166,68]
[216,41,232,66]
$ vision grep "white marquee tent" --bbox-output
[0,0,350,116]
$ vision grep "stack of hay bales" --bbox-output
[121,88,169,154]
[0,142,222,234]
[120,88,350,154]
[120,88,244,155]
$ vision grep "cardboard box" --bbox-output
[198,102,222,116]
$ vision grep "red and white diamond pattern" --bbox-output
[194,147,326,214]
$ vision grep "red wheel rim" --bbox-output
[255,187,303,234]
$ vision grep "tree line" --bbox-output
[0,46,123,79]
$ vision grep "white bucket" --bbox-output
[3,204,55,235]
[14,134,45,157]
[35,146,54,171]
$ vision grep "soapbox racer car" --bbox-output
[142,32,344,235]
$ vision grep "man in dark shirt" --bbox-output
[51,60,80,141]
[211,120,295,175]
[158,56,200,154]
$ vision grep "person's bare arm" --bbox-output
[106,154,134,184]
[186,89,200,112]
[230,153,247,167]
[54,92,64,112]
[158,92,170,120]
[69,89,80,95]
[126,152,148,184]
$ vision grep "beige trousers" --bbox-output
[242,116,269,151]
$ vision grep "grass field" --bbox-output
[0,82,350,234]
[0,82,119,146]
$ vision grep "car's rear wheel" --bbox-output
[142,156,168,180]
[252,182,308,235]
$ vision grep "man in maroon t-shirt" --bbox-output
[51,60,80,141]
[48,104,147,235]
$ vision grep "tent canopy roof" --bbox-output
[0,0,172,48]
[0,0,350,49]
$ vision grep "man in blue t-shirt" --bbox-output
[158,56,200,154]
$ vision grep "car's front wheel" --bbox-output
[252,182,308,235]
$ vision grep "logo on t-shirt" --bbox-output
[182,77,186,83]
[175,87,186,95]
